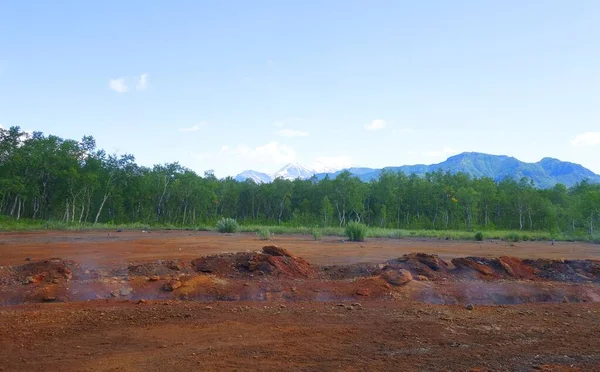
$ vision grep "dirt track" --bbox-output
[1,230,600,371]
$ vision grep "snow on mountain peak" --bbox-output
[235,163,340,182]
[271,163,316,180]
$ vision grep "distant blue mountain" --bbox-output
[314,152,600,188]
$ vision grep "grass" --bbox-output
[345,222,369,242]
[256,228,271,240]
[475,231,484,241]
[1,216,597,243]
[216,218,240,233]
[311,228,323,241]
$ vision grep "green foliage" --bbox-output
[506,232,521,242]
[216,218,239,233]
[345,222,368,242]
[256,228,271,240]
[311,228,323,241]
[474,231,484,241]
[1,126,600,240]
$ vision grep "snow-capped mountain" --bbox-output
[271,163,316,180]
[311,163,337,174]
[234,170,272,184]
[235,163,334,183]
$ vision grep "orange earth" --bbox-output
[0,230,599,371]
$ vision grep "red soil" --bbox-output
[1,230,600,371]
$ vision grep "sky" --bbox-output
[1,1,600,177]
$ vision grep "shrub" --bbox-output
[311,228,323,241]
[345,222,368,242]
[216,218,239,233]
[256,228,271,240]
[474,231,484,241]
[506,232,521,242]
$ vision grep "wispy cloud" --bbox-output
[179,122,208,132]
[136,73,149,91]
[277,128,309,137]
[571,132,600,147]
[109,73,148,93]
[109,78,128,93]
[365,119,386,131]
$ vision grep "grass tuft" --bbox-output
[256,228,271,240]
[345,222,369,242]
[216,218,239,233]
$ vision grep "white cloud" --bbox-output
[276,128,309,137]
[225,142,297,165]
[312,156,353,172]
[179,122,208,132]
[109,78,128,93]
[136,73,149,91]
[365,119,386,131]
[571,132,600,147]
[423,146,459,158]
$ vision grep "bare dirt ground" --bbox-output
[1,230,600,371]
[1,230,599,266]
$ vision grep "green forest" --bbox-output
[1,126,599,239]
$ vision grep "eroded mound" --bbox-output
[385,253,450,280]
[128,260,191,277]
[9,258,76,285]
[191,245,315,278]
[451,257,600,282]
[2,251,600,305]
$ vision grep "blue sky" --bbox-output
[1,1,600,177]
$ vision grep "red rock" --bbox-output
[452,258,495,277]
[162,280,182,291]
[380,269,413,286]
[262,245,292,257]
[355,288,371,296]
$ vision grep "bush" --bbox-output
[474,231,484,241]
[216,218,239,233]
[311,228,323,241]
[345,222,368,242]
[256,228,271,240]
[506,232,521,242]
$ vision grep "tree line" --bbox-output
[1,126,599,235]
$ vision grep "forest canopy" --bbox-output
[1,126,599,236]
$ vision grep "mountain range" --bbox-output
[234,152,600,188]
